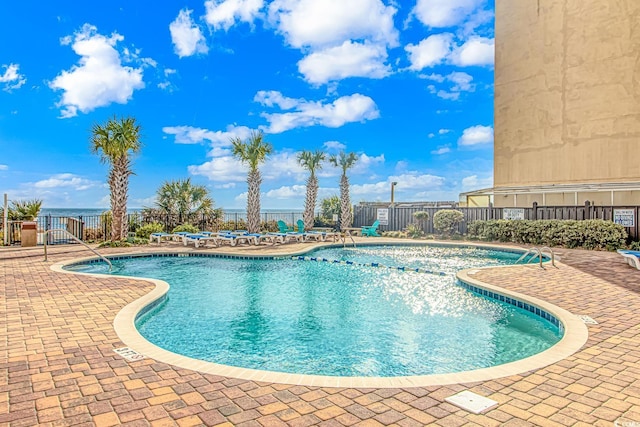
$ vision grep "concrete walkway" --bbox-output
[1,239,639,426]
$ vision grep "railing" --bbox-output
[515,246,556,268]
[43,229,112,271]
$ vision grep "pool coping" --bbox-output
[51,242,589,388]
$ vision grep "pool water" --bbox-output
[68,245,562,377]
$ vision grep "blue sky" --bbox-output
[0,0,495,209]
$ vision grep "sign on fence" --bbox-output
[503,208,525,220]
[376,208,389,226]
[613,209,635,227]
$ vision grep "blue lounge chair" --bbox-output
[617,249,640,270]
[361,220,380,237]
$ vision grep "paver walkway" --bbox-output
[1,240,639,426]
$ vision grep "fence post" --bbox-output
[584,200,591,220]
[532,202,538,220]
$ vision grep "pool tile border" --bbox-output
[51,243,588,388]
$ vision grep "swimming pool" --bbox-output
[66,245,564,378]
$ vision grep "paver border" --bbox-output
[51,242,589,388]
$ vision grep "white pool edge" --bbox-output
[51,243,589,388]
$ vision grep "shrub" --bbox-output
[433,210,464,236]
[172,224,199,233]
[467,219,627,250]
[405,223,424,238]
[98,240,132,248]
[135,222,165,239]
[382,230,406,238]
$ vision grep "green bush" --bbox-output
[433,210,464,235]
[467,219,627,250]
[135,222,165,239]
[405,223,424,238]
[172,224,199,233]
[98,240,132,248]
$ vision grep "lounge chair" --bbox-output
[361,220,380,237]
[617,249,640,270]
[277,220,294,233]
[295,219,337,242]
[216,231,258,246]
[183,233,218,248]
[150,232,181,244]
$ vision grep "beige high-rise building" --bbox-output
[462,0,640,208]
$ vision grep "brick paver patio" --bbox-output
[1,240,639,426]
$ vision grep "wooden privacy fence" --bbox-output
[352,203,640,240]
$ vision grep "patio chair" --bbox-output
[617,249,640,270]
[150,232,181,244]
[277,220,294,233]
[361,220,380,237]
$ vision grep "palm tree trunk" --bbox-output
[339,175,352,230]
[110,158,131,240]
[303,175,318,230]
[247,170,261,233]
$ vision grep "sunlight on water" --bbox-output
[67,245,561,377]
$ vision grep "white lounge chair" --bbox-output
[149,232,181,244]
[617,249,640,270]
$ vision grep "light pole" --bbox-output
[390,182,398,206]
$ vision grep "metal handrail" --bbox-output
[539,246,556,267]
[516,246,556,268]
[43,228,112,270]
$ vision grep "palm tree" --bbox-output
[6,199,43,221]
[297,150,326,230]
[329,151,358,231]
[90,116,142,241]
[156,178,215,218]
[231,130,273,233]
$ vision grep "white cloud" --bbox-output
[450,36,494,66]
[49,24,146,118]
[412,0,482,28]
[461,174,493,190]
[405,34,453,70]
[0,64,26,92]
[204,0,264,31]
[189,156,247,182]
[458,125,493,146]
[431,146,451,155]
[439,129,451,134]
[419,73,445,83]
[264,184,307,199]
[350,173,446,200]
[163,124,253,145]
[0,164,8,170]
[170,9,208,57]
[323,141,346,152]
[298,41,391,85]
[351,153,385,175]
[428,71,475,100]
[407,34,494,71]
[255,91,380,134]
[33,173,100,191]
[268,0,398,49]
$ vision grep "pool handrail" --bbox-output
[43,228,112,271]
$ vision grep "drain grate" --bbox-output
[577,315,598,325]
[445,390,498,414]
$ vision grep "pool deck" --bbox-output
[2,238,640,426]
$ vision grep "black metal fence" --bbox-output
[352,203,640,240]
[3,211,307,245]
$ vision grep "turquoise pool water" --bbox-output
[67,245,562,377]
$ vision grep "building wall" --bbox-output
[494,0,640,191]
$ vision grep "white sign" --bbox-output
[613,209,635,227]
[503,208,525,220]
[113,347,145,362]
[377,208,389,226]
